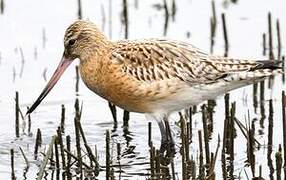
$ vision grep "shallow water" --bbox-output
[0,0,285,179]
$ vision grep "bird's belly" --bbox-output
[143,81,240,113]
[142,85,209,113]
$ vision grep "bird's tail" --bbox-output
[251,60,282,71]
[224,60,282,82]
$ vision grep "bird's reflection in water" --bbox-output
[109,118,149,178]
[110,116,138,159]
[122,125,136,158]
[122,125,132,148]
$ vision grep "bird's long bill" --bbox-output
[26,56,73,115]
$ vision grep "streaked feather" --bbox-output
[111,39,281,85]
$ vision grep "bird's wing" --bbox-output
[111,39,280,84]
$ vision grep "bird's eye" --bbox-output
[68,39,76,46]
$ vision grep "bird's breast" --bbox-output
[79,61,152,112]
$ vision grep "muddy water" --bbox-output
[0,0,285,179]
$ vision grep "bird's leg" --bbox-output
[155,118,168,152]
[163,116,175,156]
[156,115,175,156]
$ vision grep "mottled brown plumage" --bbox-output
[27,20,282,154]
[61,20,281,114]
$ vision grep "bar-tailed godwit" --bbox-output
[27,20,281,154]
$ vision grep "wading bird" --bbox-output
[27,20,281,155]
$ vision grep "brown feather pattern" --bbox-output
[110,39,276,84]
[62,20,281,113]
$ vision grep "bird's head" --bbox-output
[26,20,107,115]
[63,20,108,60]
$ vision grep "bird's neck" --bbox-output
[78,41,112,96]
[79,33,111,60]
